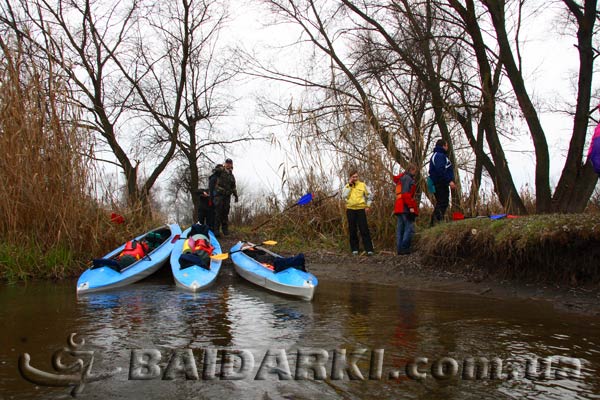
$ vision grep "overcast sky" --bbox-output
[168,0,594,203]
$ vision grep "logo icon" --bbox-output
[19,333,121,397]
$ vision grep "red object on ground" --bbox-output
[452,212,465,220]
[110,212,125,224]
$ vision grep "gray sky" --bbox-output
[144,0,595,214]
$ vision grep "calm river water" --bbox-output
[0,265,599,399]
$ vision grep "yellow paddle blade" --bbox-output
[262,240,277,246]
[210,253,229,260]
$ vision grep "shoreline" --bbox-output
[303,249,600,317]
[211,234,600,316]
[3,234,599,317]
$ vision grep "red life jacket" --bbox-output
[119,240,149,261]
[184,237,214,256]
[393,173,419,215]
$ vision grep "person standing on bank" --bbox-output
[196,188,213,229]
[213,158,238,237]
[428,139,456,225]
[207,163,224,231]
[393,163,419,255]
[342,170,374,256]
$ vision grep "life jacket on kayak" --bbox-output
[180,234,214,269]
[118,239,149,267]
[183,234,214,255]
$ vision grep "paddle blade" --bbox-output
[210,253,229,260]
[296,193,313,206]
[262,240,277,246]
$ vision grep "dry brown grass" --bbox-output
[0,38,162,281]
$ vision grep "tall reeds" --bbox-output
[0,38,160,281]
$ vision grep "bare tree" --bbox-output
[251,0,439,190]
[112,0,248,220]
[482,0,599,212]
[1,0,170,212]
[325,0,599,213]
[1,0,250,218]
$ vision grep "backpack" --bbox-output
[426,176,436,193]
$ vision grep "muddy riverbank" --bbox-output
[308,250,600,317]
[218,234,600,317]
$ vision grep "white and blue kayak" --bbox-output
[76,224,182,294]
[170,226,223,292]
[230,241,318,301]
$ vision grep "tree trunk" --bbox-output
[483,0,552,212]
[552,0,599,212]
[449,0,527,214]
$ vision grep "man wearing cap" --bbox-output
[213,158,238,237]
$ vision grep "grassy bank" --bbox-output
[250,209,600,287]
[417,214,600,285]
[0,215,166,283]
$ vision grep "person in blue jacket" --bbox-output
[588,119,600,176]
[428,139,456,225]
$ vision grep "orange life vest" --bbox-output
[393,173,419,215]
[119,240,149,261]
[183,237,214,256]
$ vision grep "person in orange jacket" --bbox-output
[393,163,419,255]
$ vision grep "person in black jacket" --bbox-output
[428,139,456,226]
[196,188,213,230]
[213,159,238,237]
[205,164,224,232]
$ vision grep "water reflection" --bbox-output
[0,276,598,400]
[224,281,314,348]
[78,283,235,348]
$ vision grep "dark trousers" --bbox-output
[214,195,231,234]
[346,209,374,252]
[396,213,415,253]
[197,206,215,231]
[431,182,450,226]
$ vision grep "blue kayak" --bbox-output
[230,241,318,301]
[76,224,182,294]
[170,226,223,292]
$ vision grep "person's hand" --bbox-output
[409,208,415,213]
[449,181,456,190]
[365,207,371,213]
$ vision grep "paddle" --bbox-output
[251,193,314,232]
[209,240,278,261]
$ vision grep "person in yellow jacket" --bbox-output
[342,170,374,256]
